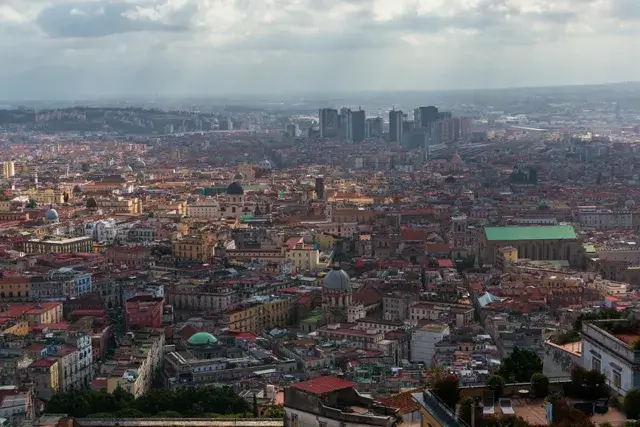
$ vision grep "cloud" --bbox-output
[36,2,192,38]
[0,0,639,99]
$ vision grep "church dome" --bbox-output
[86,197,98,209]
[123,165,133,173]
[46,208,59,221]
[538,199,549,210]
[226,181,244,195]
[259,159,273,170]
[233,172,244,181]
[323,266,350,291]
[625,199,635,210]
[187,332,218,346]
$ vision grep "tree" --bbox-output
[26,199,37,209]
[252,393,259,417]
[549,397,595,427]
[570,366,606,400]
[487,375,506,400]
[625,389,640,419]
[498,347,543,382]
[46,385,251,419]
[154,411,182,418]
[458,396,476,425]
[262,405,284,419]
[531,373,550,398]
[432,374,460,409]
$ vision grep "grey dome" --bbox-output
[226,181,244,195]
[626,199,635,209]
[259,159,273,170]
[323,266,350,291]
[123,165,133,173]
[46,208,59,221]
[233,172,244,181]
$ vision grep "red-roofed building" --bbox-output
[292,376,355,395]
[285,376,398,426]
[125,296,163,330]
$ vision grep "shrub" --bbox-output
[433,374,460,409]
[486,375,506,400]
[458,396,476,425]
[625,388,640,420]
[531,373,550,397]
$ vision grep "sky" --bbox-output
[1,0,640,100]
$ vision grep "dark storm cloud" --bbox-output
[36,2,191,38]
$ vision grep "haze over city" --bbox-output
[2,2,640,427]
[2,0,640,99]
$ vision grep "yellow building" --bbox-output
[173,234,212,262]
[0,277,30,301]
[315,233,336,251]
[2,161,15,179]
[23,187,64,205]
[95,197,142,215]
[1,320,29,336]
[227,297,292,333]
[24,302,63,326]
[286,245,320,273]
[28,359,60,400]
[22,236,93,254]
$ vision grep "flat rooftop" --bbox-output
[484,225,577,241]
[512,398,625,426]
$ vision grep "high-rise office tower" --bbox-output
[416,106,439,128]
[319,108,339,138]
[2,161,15,179]
[352,109,365,143]
[285,123,300,137]
[389,109,403,143]
[315,177,325,199]
[365,117,383,138]
[339,107,353,142]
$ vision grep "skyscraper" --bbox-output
[389,109,403,143]
[352,109,365,143]
[339,107,353,142]
[416,106,439,128]
[319,108,339,138]
[365,117,383,138]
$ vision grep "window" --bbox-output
[613,371,622,389]
[592,357,601,372]
[319,422,327,427]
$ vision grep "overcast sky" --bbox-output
[1,0,640,100]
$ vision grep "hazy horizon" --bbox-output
[2,0,640,101]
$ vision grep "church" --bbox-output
[219,178,257,220]
[322,265,365,324]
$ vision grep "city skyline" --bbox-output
[2,0,640,100]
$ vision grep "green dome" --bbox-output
[538,200,549,210]
[187,332,218,346]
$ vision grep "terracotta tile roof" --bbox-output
[378,390,421,414]
[291,376,356,395]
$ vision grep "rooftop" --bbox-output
[484,225,577,241]
[291,376,356,395]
